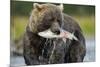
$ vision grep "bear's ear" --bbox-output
[33,3,42,11]
[58,4,63,11]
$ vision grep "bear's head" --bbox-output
[28,3,78,40]
[28,3,63,35]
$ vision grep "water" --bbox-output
[10,56,26,66]
[84,38,95,62]
[10,38,95,66]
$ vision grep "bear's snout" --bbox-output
[51,22,61,35]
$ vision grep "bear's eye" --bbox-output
[57,19,60,22]
[48,18,55,21]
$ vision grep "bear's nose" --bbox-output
[53,29,60,35]
[51,27,60,35]
[51,22,60,35]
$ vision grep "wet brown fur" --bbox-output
[23,3,86,65]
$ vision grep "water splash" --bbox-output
[42,38,49,57]
[48,41,56,63]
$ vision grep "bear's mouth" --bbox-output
[38,28,78,43]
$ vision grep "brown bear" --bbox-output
[23,3,86,65]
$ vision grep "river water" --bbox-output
[10,38,95,66]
